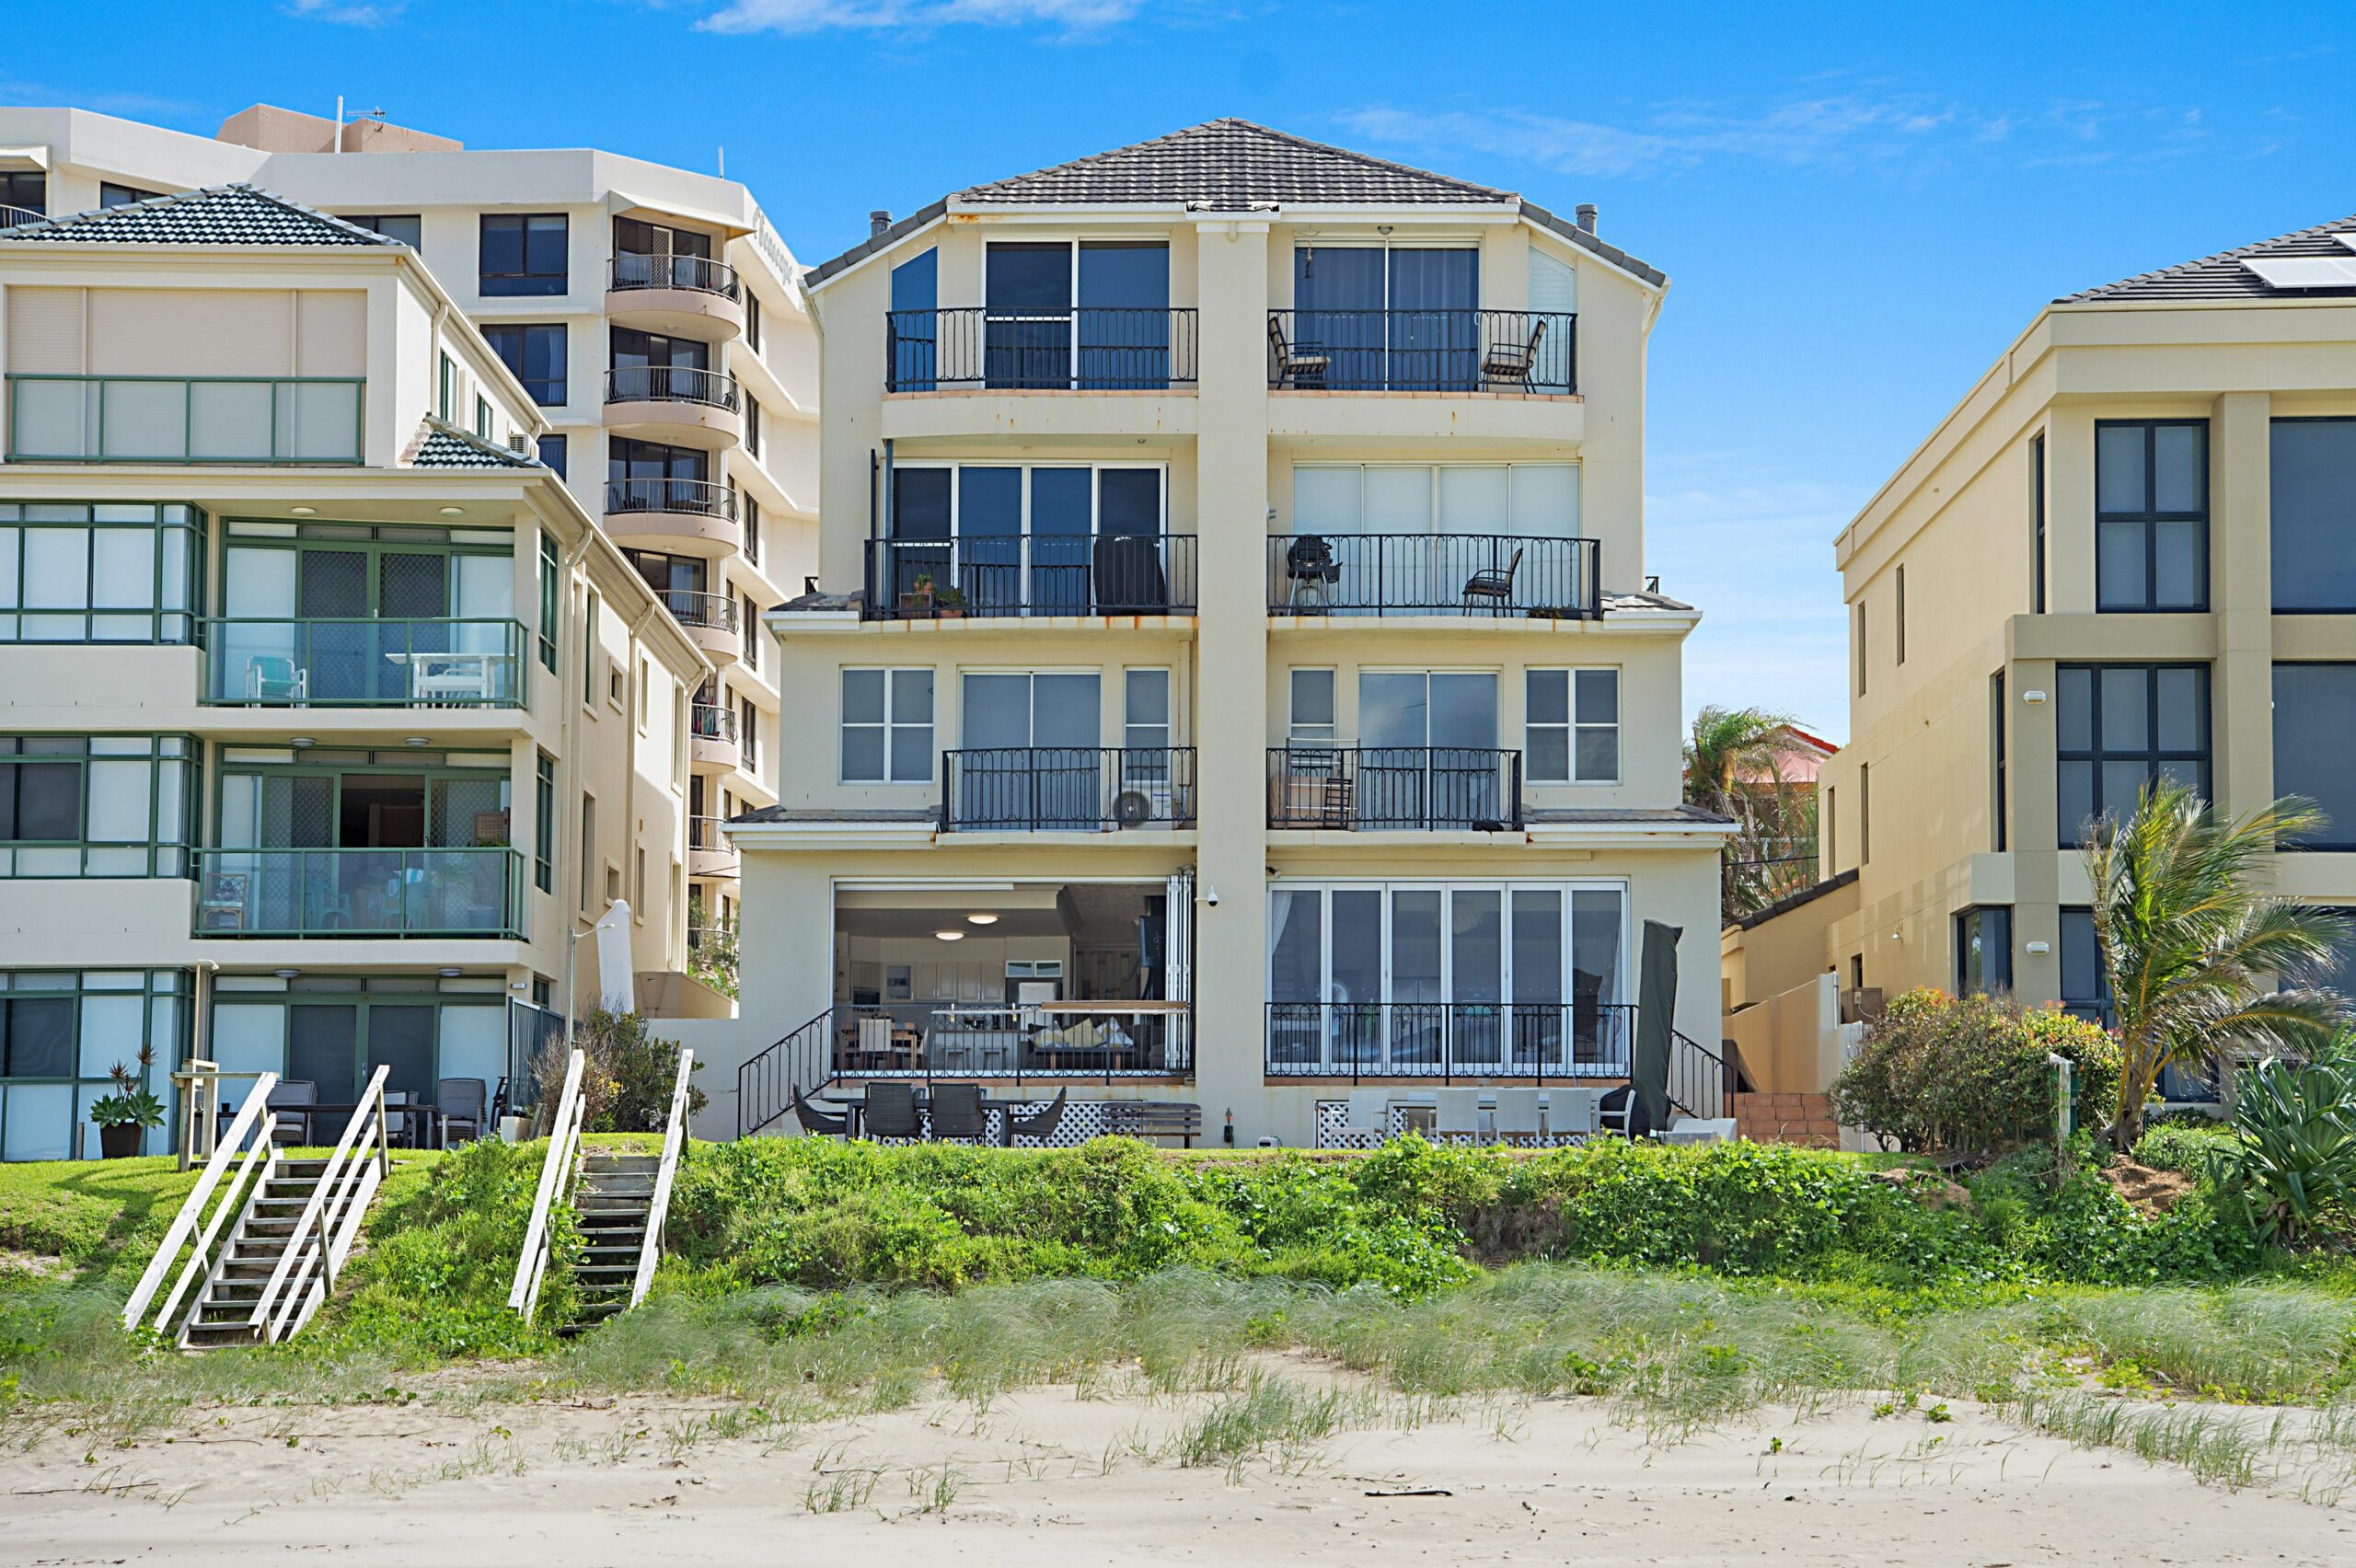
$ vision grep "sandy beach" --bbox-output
[4,1359,2348,1566]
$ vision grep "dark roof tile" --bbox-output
[405,418,539,469]
[962,119,1507,208]
[2061,212,2356,304]
[0,184,397,248]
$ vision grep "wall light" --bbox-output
[290,506,317,516]
[2025,940,2051,956]
[2022,689,2049,704]
[273,969,300,980]
[964,913,999,926]
[290,737,315,748]
[404,736,431,747]
[439,506,466,517]
[437,967,462,978]
[933,928,965,941]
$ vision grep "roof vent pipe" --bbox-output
[869,210,892,236]
[1575,203,1599,235]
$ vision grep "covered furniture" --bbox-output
[1282,534,1341,609]
[929,1082,989,1145]
[791,1088,849,1137]
[1267,315,1330,389]
[1006,1088,1068,1145]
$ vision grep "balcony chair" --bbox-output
[791,1087,849,1139]
[1461,548,1524,615]
[1267,316,1330,390]
[244,655,308,705]
[1480,317,1548,391]
[1342,1089,1392,1149]
[1492,1089,1543,1147]
[929,1082,989,1146]
[438,1078,489,1145]
[265,1079,317,1147]
[198,870,250,932]
[862,1081,921,1143]
[1283,535,1341,611]
[1006,1088,1068,1147]
[1433,1088,1484,1147]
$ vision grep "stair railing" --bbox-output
[629,1047,695,1309]
[122,1070,280,1334]
[509,1046,586,1319]
[736,1007,834,1138]
[252,1064,393,1343]
[1665,1028,1734,1121]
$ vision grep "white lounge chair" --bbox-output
[1492,1089,1542,1147]
[1343,1090,1391,1148]
[1433,1088,1484,1146]
[1664,1116,1738,1147]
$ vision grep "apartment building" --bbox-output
[1724,209,2356,1096]
[0,104,821,976]
[685,121,1727,1147]
[0,185,711,1159]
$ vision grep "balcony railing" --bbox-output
[609,252,741,300]
[1267,309,1576,394]
[604,364,738,411]
[864,534,1198,619]
[690,702,738,742]
[193,847,525,939]
[885,307,1200,392]
[1267,746,1523,831]
[689,814,735,854]
[1269,534,1600,618]
[654,590,737,633]
[200,618,528,707]
[942,746,1197,832]
[1265,1000,1634,1081]
[6,375,364,465]
[0,203,42,230]
[605,477,735,524]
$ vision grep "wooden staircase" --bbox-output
[569,1149,660,1330]
[181,1158,358,1349]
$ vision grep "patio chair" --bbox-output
[929,1082,989,1146]
[1283,535,1341,610]
[1493,1089,1543,1147]
[381,1090,415,1148]
[1342,1089,1392,1149]
[1433,1088,1484,1146]
[1461,548,1523,614]
[1006,1088,1068,1146]
[1546,1087,1603,1139]
[1598,1084,1656,1140]
[1268,315,1330,389]
[862,1081,921,1142]
[437,1078,489,1144]
[245,654,307,705]
[791,1088,849,1138]
[1480,316,1548,391]
[265,1079,317,1147]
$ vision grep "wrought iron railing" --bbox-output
[1266,746,1523,831]
[1267,309,1576,393]
[604,364,738,411]
[690,703,738,743]
[199,617,527,707]
[654,590,737,632]
[192,847,526,939]
[6,374,364,465]
[689,814,734,854]
[605,477,735,523]
[0,203,43,230]
[609,252,741,300]
[942,746,1197,831]
[1265,1000,1634,1081]
[1268,533,1600,618]
[864,534,1198,618]
[885,306,1200,392]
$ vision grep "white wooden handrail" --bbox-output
[629,1048,694,1309]
[251,1065,390,1343]
[509,1048,586,1316]
[122,1070,278,1331]
[150,1113,277,1339]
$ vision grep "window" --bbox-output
[473,395,493,441]
[740,698,759,777]
[1895,565,1907,665]
[1854,601,1866,696]
[0,502,202,644]
[533,752,555,893]
[2059,908,2115,1028]
[2271,664,2356,848]
[0,170,45,218]
[1124,668,1171,755]
[537,433,567,478]
[1990,672,2007,853]
[2030,432,2048,614]
[437,352,457,423]
[745,289,762,354]
[884,462,1172,616]
[537,531,560,673]
[841,669,933,783]
[636,658,649,732]
[744,390,762,459]
[742,595,759,673]
[0,734,195,878]
[634,845,646,916]
[480,213,568,296]
[744,491,761,566]
[582,590,600,708]
[1824,787,1837,876]
[0,971,189,1161]
[343,213,422,248]
[1955,906,2012,996]
[579,795,597,911]
[99,182,164,207]
[483,324,567,406]
[2056,663,2211,847]
[1858,762,1871,864]
[1525,669,1619,783]
[1288,670,1335,745]
[2096,420,2208,611]
[608,662,625,711]
[2271,419,2356,611]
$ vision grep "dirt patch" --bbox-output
[2101,1160,2195,1216]
[0,1248,72,1281]
[1866,1167,1972,1211]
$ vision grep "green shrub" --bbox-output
[1832,989,2121,1156]
[2215,1040,2356,1243]
[535,1009,705,1134]
[2132,1118,2237,1173]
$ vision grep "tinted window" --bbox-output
[2055,663,2210,847]
[480,213,568,296]
[2096,420,2208,612]
[536,433,567,478]
[0,755,82,841]
[1955,906,2012,996]
[346,214,422,248]
[0,996,74,1078]
[2271,419,2356,611]
[0,170,45,218]
[483,324,568,405]
[2059,908,2114,1027]
[2271,663,2356,847]
[98,182,164,208]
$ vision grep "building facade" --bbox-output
[1727,210,2356,1090]
[685,122,1727,1147]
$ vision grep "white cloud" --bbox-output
[283,0,407,24]
[698,0,1138,34]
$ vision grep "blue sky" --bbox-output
[10,1,2354,738]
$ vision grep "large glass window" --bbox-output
[0,970,189,1161]
[884,462,1170,616]
[2056,663,2210,847]
[479,213,568,296]
[2030,432,2047,613]
[342,213,422,248]
[0,170,45,218]
[534,751,556,894]
[1954,906,2012,996]
[2271,663,2356,848]
[99,182,165,208]
[204,974,507,1118]
[2270,419,2356,611]
[0,735,194,878]
[841,669,933,784]
[483,324,567,406]
[2096,420,2207,611]
[0,502,201,643]
[982,240,1172,389]
[1526,669,1618,784]
[2059,908,2114,1028]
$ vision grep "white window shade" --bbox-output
[1438,467,1506,530]
[1292,466,1362,534]
[1508,465,1580,539]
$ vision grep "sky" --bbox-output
[9,0,2354,740]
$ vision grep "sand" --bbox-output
[3,1362,2349,1566]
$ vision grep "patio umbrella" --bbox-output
[1632,919,1680,1133]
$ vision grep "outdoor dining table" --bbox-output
[816,1087,1033,1146]
[225,1101,445,1149]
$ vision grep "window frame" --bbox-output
[0,733,198,879]
[0,502,203,645]
[839,667,934,785]
[479,213,570,298]
[2269,417,2356,614]
[2029,431,2048,614]
[1524,667,1621,785]
[2269,662,2356,849]
[482,323,568,407]
[2055,662,2212,848]
[1954,905,2013,997]
[533,751,556,894]
[2094,418,2210,613]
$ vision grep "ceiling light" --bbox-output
[437,967,462,978]
[933,928,965,941]
[439,506,466,517]
[965,913,999,926]
[403,736,430,747]
[273,969,300,980]
[290,736,314,748]
[290,505,317,517]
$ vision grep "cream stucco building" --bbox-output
[676,122,1729,1147]
[1725,210,2356,1100]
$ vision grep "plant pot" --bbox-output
[898,593,935,614]
[937,607,965,618]
[98,1123,143,1159]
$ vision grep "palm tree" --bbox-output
[1684,706,1813,919]
[2083,780,2345,1150]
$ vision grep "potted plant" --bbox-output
[89,1046,165,1159]
[935,584,968,618]
[899,572,937,616]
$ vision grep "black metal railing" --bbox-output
[654,590,737,633]
[1667,1029,1734,1120]
[1269,534,1600,618]
[605,477,735,523]
[864,534,1198,618]
[942,746,1196,831]
[1265,1001,1634,1081]
[609,252,741,300]
[689,814,734,854]
[605,364,739,410]
[886,307,1199,392]
[1266,746,1522,831]
[1267,309,1576,394]
[738,1006,834,1138]
[690,702,738,743]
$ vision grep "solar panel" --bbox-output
[2338,233,2356,254]
[2243,256,2356,289]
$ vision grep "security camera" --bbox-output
[1205,885,1220,908]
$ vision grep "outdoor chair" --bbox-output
[1492,1089,1543,1147]
[1599,1084,1654,1140]
[1006,1088,1068,1146]
[1461,548,1523,614]
[244,654,307,705]
[929,1082,989,1145]
[265,1079,317,1147]
[1283,534,1341,610]
[1480,317,1548,391]
[862,1082,921,1142]
[791,1088,849,1139]
[381,1090,415,1148]
[1433,1088,1484,1146]
[1547,1087,1603,1139]
[1268,315,1330,389]
[1343,1089,1391,1149]
[437,1078,488,1144]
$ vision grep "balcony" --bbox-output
[606,253,745,340]
[885,308,1199,393]
[1267,310,1576,394]
[941,747,1197,832]
[688,814,738,879]
[865,535,1198,621]
[192,847,525,939]
[1269,535,1600,619]
[6,375,364,465]
[1266,746,1523,832]
[689,702,740,769]
[604,477,739,552]
[655,589,740,662]
[200,619,527,708]
[602,365,742,449]
[0,203,41,230]
[1265,1001,1634,1081]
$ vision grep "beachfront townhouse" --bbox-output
[690,121,1728,1147]
[0,186,710,1159]
[1723,209,2356,1101]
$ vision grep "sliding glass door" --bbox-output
[1358,672,1500,827]
[959,672,1102,827]
[1293,247,1478,390]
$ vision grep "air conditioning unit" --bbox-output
[1113,778,1190,828]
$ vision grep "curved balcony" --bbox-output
[0,203,43,231]
[602,364,742,450]
[657,589,741,663]
[688,814,739,880]
[606,252,745,340]
[689,702,740,770]
[603,477,739,553]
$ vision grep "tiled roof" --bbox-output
[1524,804,1736,827]
[404,418,539,469]
[0,184,397,248]
[2060,211,2356,303]
[1601,587,1695,614]
[962,119,1509,208]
